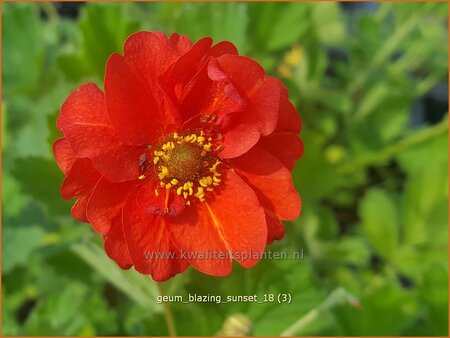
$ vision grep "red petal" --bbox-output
[179,59,244,123]
[220,77,280,158]
[265,209,285,244]
[232,146,301,221]
[159,37,213,103]
[168,32,193,54]
[276,95,302,133]
[136,182,186,218]
[258,132,304,171]
[61,158,101,199]
[71,195,90,223]
[86,177,136,233]
[53,138,76,175]
[122,187,189,282]
[215,55,265,96]
[105,53,176,146]
[207,41,238,58]
[104,216,133,269]
[167,170,267,276]
[58,83,143,182]
[275,78,289,97]
[61,158,101,222]
[124,31,181,85]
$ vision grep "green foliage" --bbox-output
[2,2,448,336]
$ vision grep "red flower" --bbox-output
[54,32,303,281]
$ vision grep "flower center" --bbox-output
[139,131,223,205]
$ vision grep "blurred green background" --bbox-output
[2,2,448,336]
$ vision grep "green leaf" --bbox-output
[265,3,310,51]
[2,225,45,273]
[13,82,73,160]
[2,3,44,97]
[58,3,140,80]
[359,189,400,260]
[399,134,448,246]
[333,277,418,335]
[71,241,162,311]
[11,157,72,215]
[294,130,345,202]
[172,3,248,53]
[311,3,345,46]
[24,282,91,335]
[1,172,29,218]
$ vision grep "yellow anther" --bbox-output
[162,142,175,150]
[203,143,212,151]
[195,188,205,201]
[183,182,189,190]
[153,157,160,164]
[199,176,213,187]
[173,132,178,139]
[213,176,221,183]
[199,177,209,187]
[170,178,179,185]
[160,182,165,187]
[165,183,172,189]
[197,136,205,144]
[210,160,221,172]
[138,174,146,180]
[188,187,193,196]
[183,192,189,199]
[158,166,169,177]
[154,150,164,157]
[177,187,183,195]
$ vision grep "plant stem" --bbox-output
[157,283,177,336]
[349,14,420,93]
[280,287,359,336]
[338,118,448,174]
